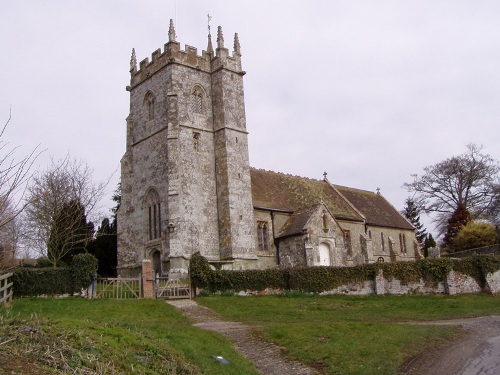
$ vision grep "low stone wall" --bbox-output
[190,253,500,297]
[319,280,375,296]
[232,269,500,296]
[486,270,500,294]
[317,269,498,296]
[445,270,482,295]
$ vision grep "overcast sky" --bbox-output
[2,1,499,235]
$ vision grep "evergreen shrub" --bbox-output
[13,253,98,297]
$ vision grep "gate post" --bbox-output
[142,259,154,298]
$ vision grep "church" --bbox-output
[117,20,421,277]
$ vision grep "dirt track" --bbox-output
[403,316,500,375]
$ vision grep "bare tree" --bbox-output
[0,204,21,269]
[404,144,500,235]
[23,156,107,267]
[0,107,40,229]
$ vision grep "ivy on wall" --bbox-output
[189,252,500,294]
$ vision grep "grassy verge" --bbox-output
[198,294,500,375]
[0,298,259,375]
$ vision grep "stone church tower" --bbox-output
[117,20,257,277]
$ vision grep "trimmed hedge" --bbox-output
[288,265,376,293]
[189,252,288,292]
[13,253,98,297]
[189,252,500,294]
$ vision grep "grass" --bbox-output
[0,298,259,375]
[1,294,499,374]
[198,293,500,375]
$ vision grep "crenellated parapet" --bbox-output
[129,19,244,88]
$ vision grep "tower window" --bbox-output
[191,86,204,113]
[145,189,161,240]
[144,91,156,121]
[148,99,155,120]
[193,132,200,151]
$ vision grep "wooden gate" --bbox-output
[155,276,191,300]
[93,277,141,299]
[0,272,13,306]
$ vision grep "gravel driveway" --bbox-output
[403,316,500,375]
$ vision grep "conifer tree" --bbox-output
[423,233,437,257]
[402,197,427,246]
[443,203,471,250]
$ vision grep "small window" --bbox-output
[399,233,407,253]
[344,230,352,257]
[381,233,385,252]
[377,257,384,263]
[257,221,269,253]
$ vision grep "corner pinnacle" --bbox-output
[130,48,137,72]
[217,26,224,49]
[168,19,176,42]
[233,33,241,56]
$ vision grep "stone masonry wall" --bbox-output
[234,269,500,296]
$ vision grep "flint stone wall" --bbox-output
[228,269,500,296]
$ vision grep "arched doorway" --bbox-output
[152,251,162,276]
[318,243,331,266]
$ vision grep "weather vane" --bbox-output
[207,13,212,34]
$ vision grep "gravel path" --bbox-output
[402,316,500,375]
[167,299,318,375]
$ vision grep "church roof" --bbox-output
[250,168,363,222]
[334,185,414,230]
[276,204,320,238]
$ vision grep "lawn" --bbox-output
[198,293,500,375]
[1,294,499,375]
[0,298,259,375]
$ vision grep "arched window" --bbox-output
[399,233,407,253]
[144,91,156,120]
[344,230,352,257]
[145,189,161,240]
[191,86,204,113]
[257,221,269,253]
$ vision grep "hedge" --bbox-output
[189,252,500,294]
[13,253,98,297]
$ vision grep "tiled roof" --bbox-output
[277,204,319,238]
[334,185,414,230]
[250,168,363,222]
